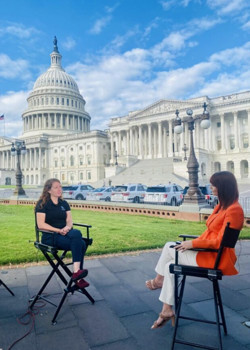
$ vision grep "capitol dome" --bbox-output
[22,37,91,137]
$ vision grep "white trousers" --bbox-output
[155,242,198,306]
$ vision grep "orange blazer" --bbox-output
[192,201,244,275]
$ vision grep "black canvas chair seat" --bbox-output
[169,222,241,350]
[0,279,15,296]
[29,223,95,325]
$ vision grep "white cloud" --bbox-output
[89,15,112,34]
[242,21,250,30]
[0,91,29,137]
[0,23,39,39]
[206,0,249,15]
[62,37,76,50]
[160,0,176,10]
[64,38,250,132]
[0,54,31,80]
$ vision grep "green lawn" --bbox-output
[0,204,250,266]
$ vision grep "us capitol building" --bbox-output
[0,38,249,186]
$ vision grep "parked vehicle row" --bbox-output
[62,182,216,207]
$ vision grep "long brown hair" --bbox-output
[36,178,62,208]
[210,171,239,209]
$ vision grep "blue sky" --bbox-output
[1,0,250,137]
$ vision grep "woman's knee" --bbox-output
[68,229,82,239]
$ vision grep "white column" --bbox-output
[139,125,143,158]
[148,124,152,158]
[110,133,114,162]
[233,112,239,149]
[126,130,130,155]
[248,110,250,150]
[220,114,225,151]
[118,131,122,156]
[168,121,173,157]
[158,122,162,158]
[130,128,133,155]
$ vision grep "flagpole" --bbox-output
[4,117,5,136]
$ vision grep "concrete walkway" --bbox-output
[0,242,250,350]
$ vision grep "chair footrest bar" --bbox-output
[175,339,219,350]
[180,315,222,326]
[29,295,58,308]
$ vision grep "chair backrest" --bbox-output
[214,222,241,269]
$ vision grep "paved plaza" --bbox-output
[0,242,250,350]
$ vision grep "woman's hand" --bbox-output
[59,225,71,235]
[175,240,193,252]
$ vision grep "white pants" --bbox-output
[155,242,198,306]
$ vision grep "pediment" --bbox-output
[0,137,13,146]
[130,99,202,119]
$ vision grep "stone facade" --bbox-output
[109,93,250,181]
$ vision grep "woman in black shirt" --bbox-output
[35,178,89,288]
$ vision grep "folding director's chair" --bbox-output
[169,222,241,350]
[29,223,95,325]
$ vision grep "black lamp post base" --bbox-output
[13,188,26,196]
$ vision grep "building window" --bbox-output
[87,171,91,180]
[87,156,91,165]
[62,174,65,181]
[217,122,221,128]
[229,137,235,150]
[70,155,74,166]
[243,134,249,148]
[79,146,83,151]
[62,98,64,105]
[216,138,221,150]
[57,98,59,105]
[54,160,58,167]
[67,99,69,106]
[80,172,83,180]
[80,157,83,165]
[54,149,58,153]
[61,159,65,167]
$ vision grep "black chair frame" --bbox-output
[29,223,95,325]
[169,222,240,350]
[0,279,15,296]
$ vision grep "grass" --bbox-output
[0,204,250,266]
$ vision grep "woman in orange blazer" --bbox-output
[145,171,244,329]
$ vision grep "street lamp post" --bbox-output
[11,140,27,196]
[174,103,210,206]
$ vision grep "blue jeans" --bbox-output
[42,229,86,269]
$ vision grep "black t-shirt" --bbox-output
[35,199,71,229]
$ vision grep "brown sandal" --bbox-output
[145,278,162,290]
[151,313,175,329]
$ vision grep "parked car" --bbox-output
[182,184,212,197]
[206,194,219,208]
[144,184,183,206]
[111,183,147,203]
[62,184,95,200]
[86,187,113,201]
